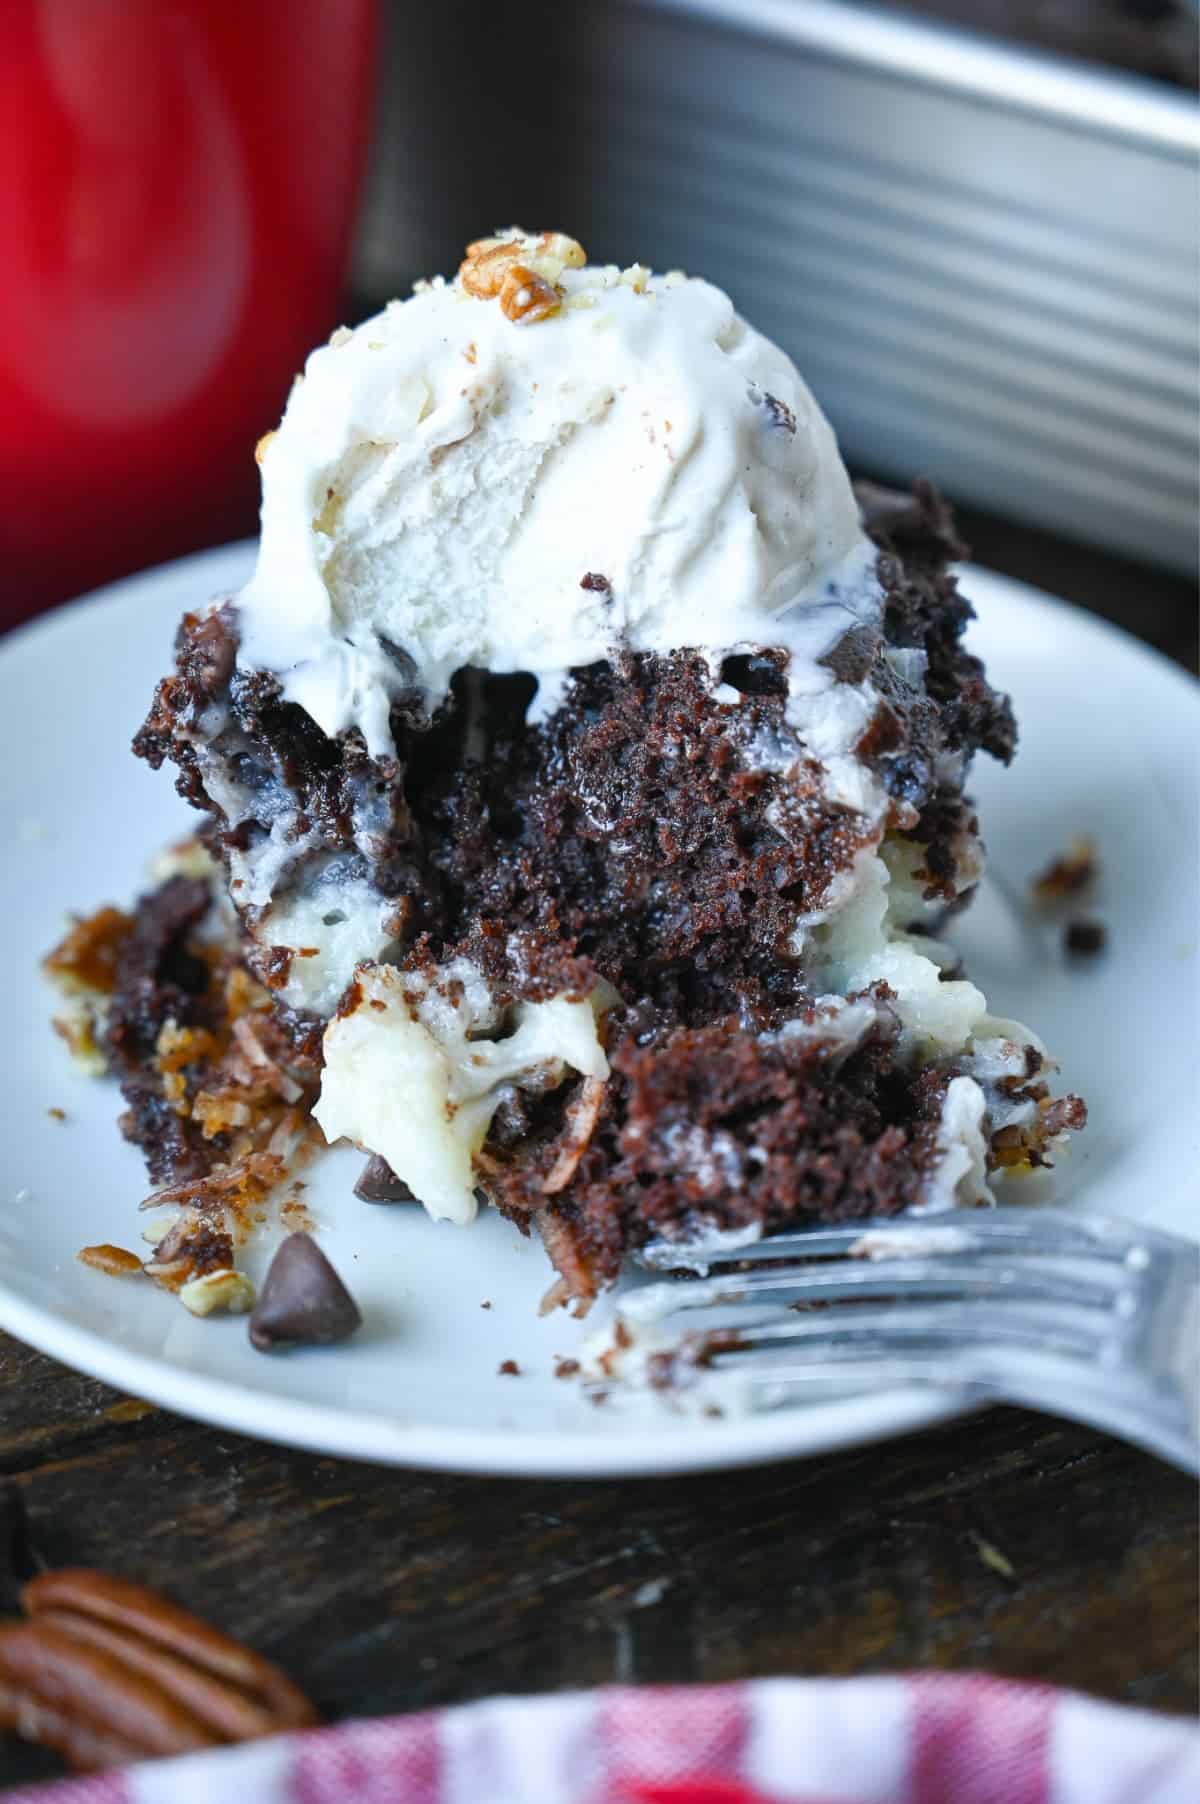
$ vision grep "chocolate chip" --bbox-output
[497,1359,520,1376]
[1064,919,1107,957]
[248,1235,362,1352]
[353,1155,415,1203]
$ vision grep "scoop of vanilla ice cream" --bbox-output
[237,236,869,756]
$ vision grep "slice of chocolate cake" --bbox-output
[66,230,1085,1314]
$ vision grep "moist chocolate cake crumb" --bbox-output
[1065,919,1107,958]
[134,483,1012,1033]
[46,867,322,1316]
[143,1212,236,1291]
[690,1327,751,1367]
[104,876,223,1183]
[488,1000,952,1301]
[101,481,1079,1310]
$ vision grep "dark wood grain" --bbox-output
[1,1334,1196,1787]
[3,526,1196,1788]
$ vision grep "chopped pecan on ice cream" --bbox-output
[458,229,586,322]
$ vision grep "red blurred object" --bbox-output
[0,0,379,628]
[617,1785,796,1803]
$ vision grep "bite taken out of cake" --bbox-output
[51,229,1084,1319]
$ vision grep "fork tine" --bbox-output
[600,1210,1200,1474]
[617,1258,1123,1322]
[638,1208,1172,1272]
[683,1304,1108,1361]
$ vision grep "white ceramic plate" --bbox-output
[0,545,1196,1475]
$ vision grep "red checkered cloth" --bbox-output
[9,1676,1199,1803]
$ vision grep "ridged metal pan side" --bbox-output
[569,4,1198,571]
[643,0,1200,149]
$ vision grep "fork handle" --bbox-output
[951,1357,1199,1474]
[756,1348,1199,1474]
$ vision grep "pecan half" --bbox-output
[0,1567,317,1771]
[0,1619,218,1763]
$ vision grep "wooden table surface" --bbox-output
[2,515,1195,1788]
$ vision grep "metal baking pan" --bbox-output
[356,0,1198,573]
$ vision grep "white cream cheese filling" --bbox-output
[261,879,401,1018]
[314,959,615,1224]
[923,1075,994,1210]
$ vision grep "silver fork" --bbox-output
[606,1211,1199,1473]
